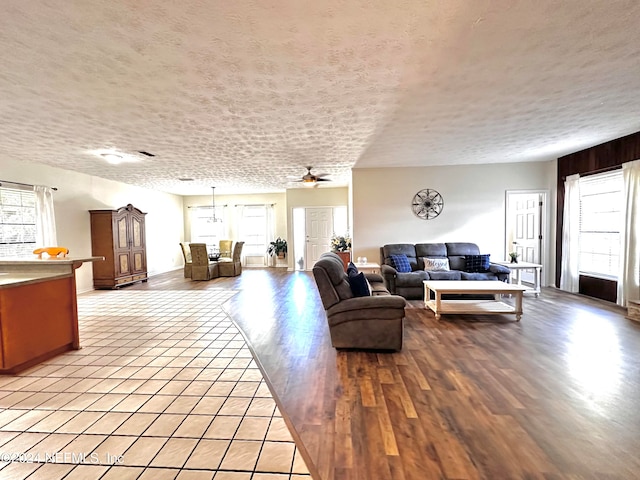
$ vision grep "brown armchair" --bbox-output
[219,241,244,277]
[312,252,406,351]
[180,242,192,278]
[189,243,219,281]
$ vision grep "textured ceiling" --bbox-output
[1,1,640,195]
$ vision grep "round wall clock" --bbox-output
[412,189,444,219]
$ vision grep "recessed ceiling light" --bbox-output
[100,153,124,164]
[89,149,142,165]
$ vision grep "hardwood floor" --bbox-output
[134,268,640,480]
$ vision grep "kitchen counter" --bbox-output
[0,256,103,374]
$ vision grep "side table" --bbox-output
[494,260,542,297]
[356,262,380,274]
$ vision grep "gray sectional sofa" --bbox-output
[380,242,511,299]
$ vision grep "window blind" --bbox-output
[0,186,37,257]
[578,169,623,278]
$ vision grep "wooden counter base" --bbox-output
[0,275,80,374]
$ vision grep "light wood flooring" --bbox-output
[134,267,640,480]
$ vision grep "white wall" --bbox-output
[1,158,184,292]
[352,161,558,285]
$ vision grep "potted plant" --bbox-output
[267,237,288,259]
[508,251,519,263]
[331,233,352,271]
[330,234,351,253]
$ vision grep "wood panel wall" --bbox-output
[556,130,640,302]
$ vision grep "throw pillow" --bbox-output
[389,253,412,273]
[423,257,450,271]
[346,261,358,276]
[464,254,491,272]
[348,270,371,297]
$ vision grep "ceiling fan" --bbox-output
[290,166,332,187]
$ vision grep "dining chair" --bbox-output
[189,243,219,281]
[219,239,233,260]
[179,242,192,278]
[219,241,245,277]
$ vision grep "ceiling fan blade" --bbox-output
[315,177,332,182]
[314,172,330,178]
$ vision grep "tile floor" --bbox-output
[0,289,311,479]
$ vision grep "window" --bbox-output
[578,170,623,278]
[240,206,267,257]
[190,206,227,252]
[0,187,37,257]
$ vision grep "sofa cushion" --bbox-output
[489,263,511,275]
[423,257,450,271]
[446,242,481,256]
[348,270,371,297]
[389,254,412,273]
[415,243,447,258]
[464,254,491,272]
[428,270,461,281]
[395,270,428,286]
[447,243,481,270]
[461,271,497,281]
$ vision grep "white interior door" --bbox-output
[506,192,544,284]
[305,207,333,269]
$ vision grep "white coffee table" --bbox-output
[494,260,542,297]
[423,280,528,321]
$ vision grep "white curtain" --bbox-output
[34,185,57,247]
[235,205,245,264]
[617,159,640,306]
[266,204,275,264]
[560,174,580,292]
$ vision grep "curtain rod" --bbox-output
[187,204,229,209]
[234,203,276,207]
[0,180,58,191]
[561,164,622,181]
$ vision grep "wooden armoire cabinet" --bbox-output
[89,204,148,289]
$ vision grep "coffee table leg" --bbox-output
[515,291,523,321]
[435,292,441,320]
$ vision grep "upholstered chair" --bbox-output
[219,239,233,260]
[189,243,219,281]
[179,242,192,278]
[219,241,244,277]
[312,252,406,351]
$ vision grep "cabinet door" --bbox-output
[130,212,146,274]
[115,212,132,277]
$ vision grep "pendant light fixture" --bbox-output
[211,186,222,223]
